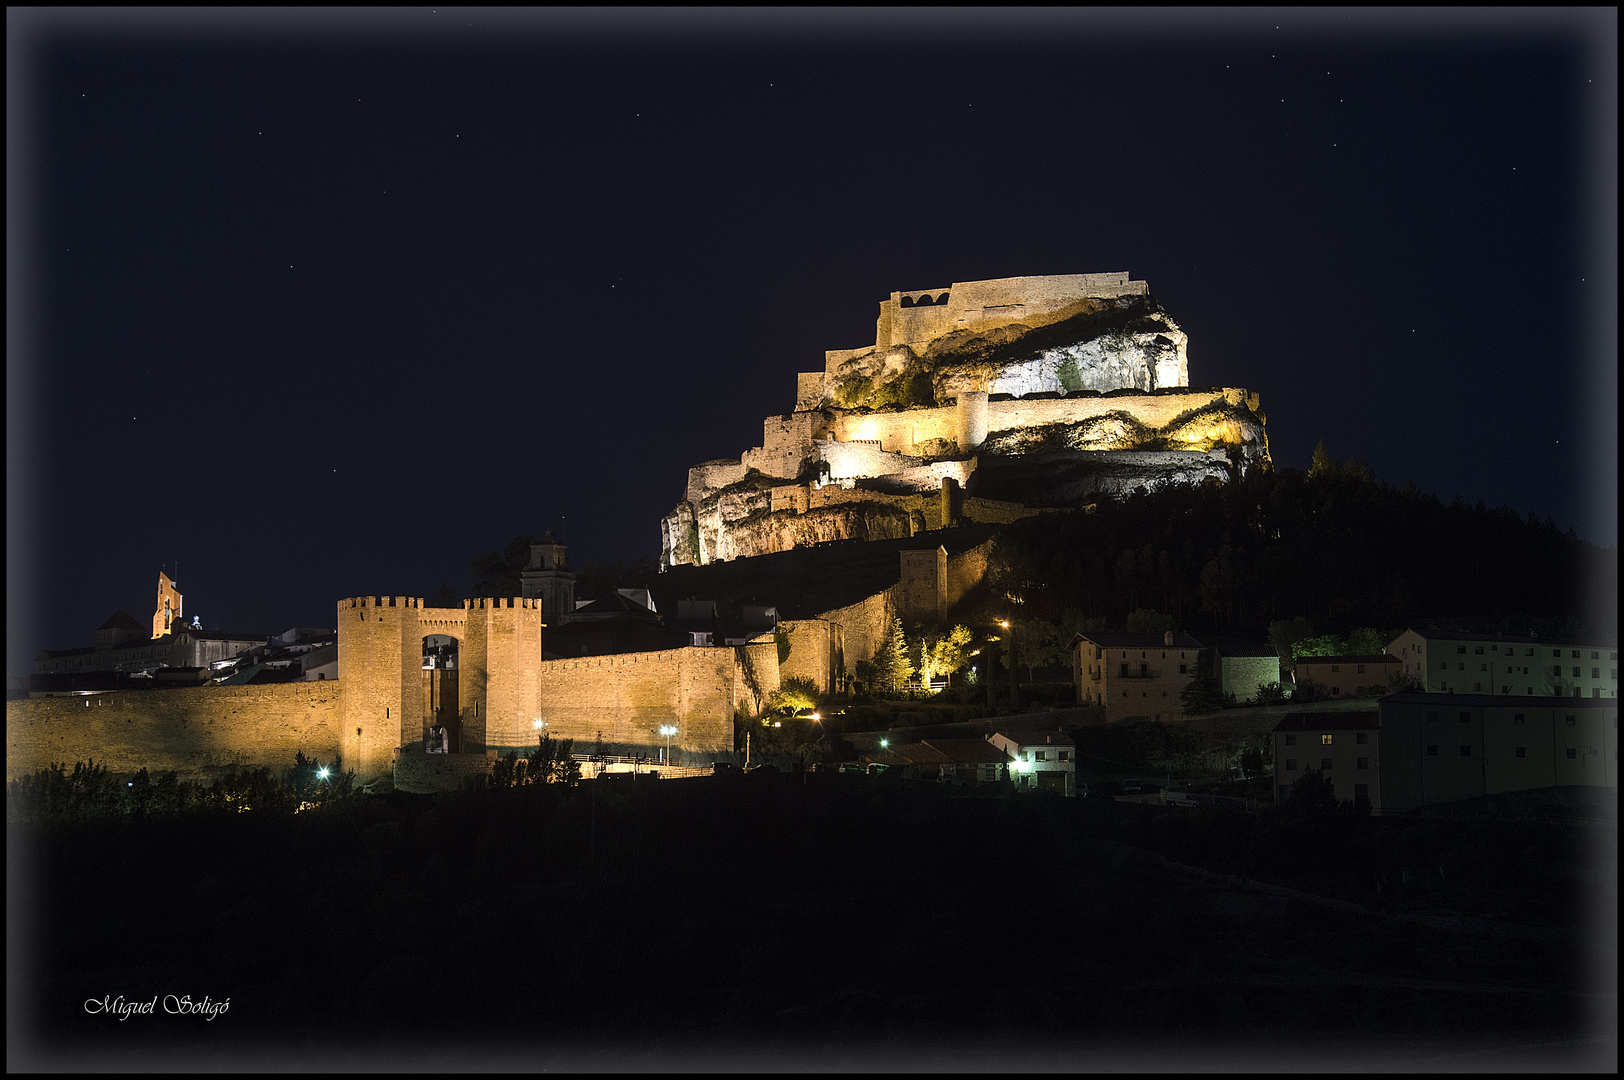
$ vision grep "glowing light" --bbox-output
[772,721,782,728]
[810,712,820,721]
[999,620,1010,629]
[318,767,329,779]
[533,719,546,729]
[880,739,889,749]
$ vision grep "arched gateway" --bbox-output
[337,596,544,779]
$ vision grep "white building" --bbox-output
[987,729,1076,796]
[1388,628,1618,700]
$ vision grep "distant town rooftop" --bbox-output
[1271,712,1381,732]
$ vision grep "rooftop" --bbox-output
[1076,631,1204,650]
[1381,691,1620,710]
[1404,627,1616,649]
[1272,712,1381,732]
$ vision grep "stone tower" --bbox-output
[520,530,576,628]
[337,595,545,781]
[153,570,182,640]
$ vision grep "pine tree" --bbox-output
[872,616,915,692]
[1308,439,1335,478]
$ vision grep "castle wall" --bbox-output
[817,439,923,484]
[777,619,845,695]
[945,538,996,610]
[5,682,342,783]
[817,587,896,675]
[525,646,749,759]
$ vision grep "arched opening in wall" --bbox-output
[900,295,916,308]
[422,634,461,753]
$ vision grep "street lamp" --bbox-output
[659,724,678,765]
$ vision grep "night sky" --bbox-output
[9,10,1616,675]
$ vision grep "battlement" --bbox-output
[863,272,1150,359]
[340,596,540,611]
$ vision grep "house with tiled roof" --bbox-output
[1073,630,1204,722]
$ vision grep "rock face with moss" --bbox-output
[661,273,1269,568]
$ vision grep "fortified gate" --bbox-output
[337,596,544,779]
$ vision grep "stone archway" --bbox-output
[422,633,461,753]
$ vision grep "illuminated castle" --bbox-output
[661,273,1270,567]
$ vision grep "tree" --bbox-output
[1308,439,1336,478]
[870,616,915,693]
[1249,681,1290,707]
[1280,768,1338,815]
[428,583,458,609]
[1346,627,1388,655]
[774,626,792,665]
[919,624,974,685]
[1268,617,1315,663]
[470,535,534,597]
[1291,634,1346,659]
[1125,608,1176,634]
[767,676,821,716]
[522,733,580,785]
[1002,617,1066,683]
[1180,650,1237,715]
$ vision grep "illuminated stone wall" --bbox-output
[4,682,342,783]
[521,644,776,760]
[336,596,542,780]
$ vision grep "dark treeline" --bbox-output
[984,462,1616,640]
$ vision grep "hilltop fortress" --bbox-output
[660,273,1270,567]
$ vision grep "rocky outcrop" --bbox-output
[660,274,1270,569]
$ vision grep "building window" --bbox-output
[1427,745,1438,755]
[1357,664,1365,674]
[1525,648,1534,656]
[1021,751,1030,761]
[1475,646,1484,655]
[1458,712,1471,723]
[1592,668,1600,679]
[1514,713,1525,725]
[1460,745,1472,756]
[1356,757,1368,769]
[1321,758,1332,770]
[1514,747,1526,758]
[1284,758,1298,771]
[1572,667,1581,678]
[1285,734,1296,746]
[1565,715,1576,726]
[1566,748,1577,760]
[1527,687,1534,695]
[1571,650,1580,659]
[1331,665,1340,673]
[1356,732,1368,744]
[1354,784,1368,802]
[1552,649,1561,657]
[1034,751,1046,762]
[1178,664,1187,674]
[1595,689,1603,699]
[1458,663,1466,671]
[1321,734,1333,745]
[1474,683,1482,692]
[1058,751,1069,762]
[1592,651,1600,660]
[1457,646,1467,654]
[1439,661,1448,670]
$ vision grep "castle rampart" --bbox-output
[5,681,343,783]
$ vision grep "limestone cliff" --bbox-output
[661,273,1269,569]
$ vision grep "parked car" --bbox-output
[711,761,740,776]
[745,763,779,777]
[1123,778,1142,794]
[838,763,866,775]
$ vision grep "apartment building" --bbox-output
[1388,628,1617,699]
[1273,712,1382,810]
[1378,691,1618,811]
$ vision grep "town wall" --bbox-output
[524,646,752,759]
[5,681,343,783]
[778,619,845,695]
[816,587,896,676]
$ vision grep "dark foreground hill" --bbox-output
[9,775,1614,1071]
